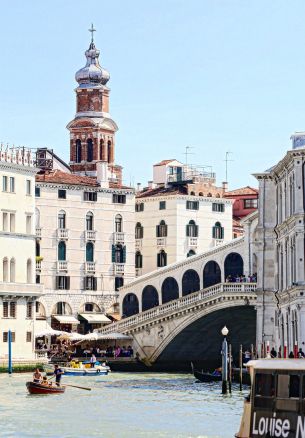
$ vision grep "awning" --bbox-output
[53,315,80,324]
[35,328,64,337]
[79,314,111,324]
[97,332,133,340]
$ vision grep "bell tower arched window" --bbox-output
[76,139,82,163]
[100,139,105,161]
[107,140,112,163]
[87,139,93,162]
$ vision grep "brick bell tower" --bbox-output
[67,25,122,184]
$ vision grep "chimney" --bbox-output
[136,183,142,192]
[96,161,109,188]
[222,181,228,192]
[148,180,155,189]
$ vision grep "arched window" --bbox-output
[87,139,93,162]
[199,192,203,196]
[58,241,66,261]
[3,258,8,282]
[53,301,72,315]
[36,301,46,320]
[27,259,32,283]
[99,139,104,160]
[10,258,15,283]
[182,269,200,296]
[107,140,112,163]
[190,191,195,196]
[115,214,123,232]
[86,212,94,231]
[36,241,40,257]
[86,242,94,262]
[135,251,143,268]
[58,210,66,229]
[161,277,179,303]
[82,302,101,313]
[157,250,167,267]
[212,222,224,239]
[203,260,221,288]
[135,222,143,239]
[186,220,198,237]
[112,244,126,263]
[215,193,220,198]
[122,293,139,317]
[187,250,196,257]
[224,253,244,279]
[156,220,167,237]
[207,193,212,197]
[76,139,82,163]
[142,285,159,311]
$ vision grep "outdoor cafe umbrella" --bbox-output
[35,328,64,337]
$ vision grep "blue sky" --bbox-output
[1,1,305,189]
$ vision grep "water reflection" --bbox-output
[0,373,245,438]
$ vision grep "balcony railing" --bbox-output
[113,263,125,275]
[188,237,198,247]
[85,261,96,273]
[36,227,42,239]
[57,261,68,272]
[57,228,68,239]
[113,232,125,244]
[214,238,224,247]
[157,237,166,247]
[36,260,41,271]
[135,239,142,249]
[85,230,96,241]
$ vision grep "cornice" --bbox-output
[35,181,134,195]
[136,194,232,205]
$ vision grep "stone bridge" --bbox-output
[99,282,257,370]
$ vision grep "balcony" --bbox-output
[214,238,224,247]
[57,261,68,272]
[135,239,142,249]
[157,237,166,247]
[36,227,42,239]
[85,261,96,273]
[36,260,41,271]
[57,228,68,239]
[188,237,198,247]
[113,232,125,244]
[113,263,125,276]
[85,230,96,241]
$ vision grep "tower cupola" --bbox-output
[75,40,110,88]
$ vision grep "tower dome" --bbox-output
[75,27,110,87]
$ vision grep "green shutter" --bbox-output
[123,246,126,263]
[111,245,116,262]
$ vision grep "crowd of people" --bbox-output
[225,273,257,283]
[270,347,305,359]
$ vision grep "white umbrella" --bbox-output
[97,332,133,340]
[82,332,99,341]
[35,328,63,337]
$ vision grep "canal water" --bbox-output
[0,372,246,437]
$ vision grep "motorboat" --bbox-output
[44,361,109,376]
[236,359,305,437]
[26,381,65,395]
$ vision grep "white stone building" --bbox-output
[0,147,43,359]
[135,160,233,275]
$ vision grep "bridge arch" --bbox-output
[162,277,179,304]
[203,260,221,288]
[224,252,244,279]
[142,285,159,311]
[122,293,139,317]
[182,269,200,296]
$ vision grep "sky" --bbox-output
[1,1,305,189]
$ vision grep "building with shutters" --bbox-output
[33,31,135,333]
[135,160,233,275]
[0,146,43,359]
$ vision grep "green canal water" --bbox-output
[0,372,246,437]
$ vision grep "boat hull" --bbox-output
[26,382,65,395]
[62,367,108,376]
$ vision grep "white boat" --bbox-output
[236,359,305,438]
[44,361,110,376]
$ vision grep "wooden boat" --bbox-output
[26,381,65,395]
[191,363,222,382]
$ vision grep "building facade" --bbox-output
[135,160,233,275]
[0,147,43,359]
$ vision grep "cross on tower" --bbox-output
[88,23,96,43]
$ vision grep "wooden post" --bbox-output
[251,343,254,359]
[239,344,243,391]
[228,343,232,394]
[222,337,228,395]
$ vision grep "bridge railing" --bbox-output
[99,282,257,334]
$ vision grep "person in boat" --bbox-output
[33,368,43,383]
[90,354,96,368]
[298,348,305,358]
[53,364,63,386]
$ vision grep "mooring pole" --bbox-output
[222,336,228,394]
[228,343,232,394]
[8,330,12,375]
[239,344,243,391]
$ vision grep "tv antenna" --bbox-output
[184,146,194,166]
[224,151,233,183]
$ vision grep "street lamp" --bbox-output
[221,326,229,394]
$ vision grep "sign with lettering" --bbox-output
[251,410,305,437]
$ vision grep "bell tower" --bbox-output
[67,25,122,183]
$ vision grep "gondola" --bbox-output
[191,363,222,382]
[26,381,66,395]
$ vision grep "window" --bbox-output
[84,192,97,202]
[26,215,32,234]
[157,250,167,267]
[159,201,166,210]
[186,220,198,237]
[58,189,66,199]
[2,212,8,231]
[115,277,124,291]
[55,276,70,290]
[135,222,144,239]
[212,203,225,212]
[135,251,143,268]
[27,259,32,283]
[36,274,40,284]
[3,302,8,318]
[113,194,126,204]
[87,139,93,162]
[187,250,196,257]
[212,222,224,239]
[3,302,17,319]
[76,139,82,163]
[58,241,66,261]
[86,242,94,262]
[9,177,15,193]
[135,203,144,212]
[26,332,32,342]
[244,199,258,209]
[36,241,40,257]
[26,302,32,319]
[54,301,71,315]
[115,215,123,232]
[85,303,94,312]
[2,175,7,192]
[107,140,112,163]
[26,180,31,195]
[3,332,15,342]
[58,211,66,229]
[112,244,126,263]
[254,373,275,409]
[3,258,8,282]
[85,276,97,291]
[10,259,15,282]
[186,200,199,210]
[156,220,167,237]
[86,212,94,230]
[10,213,15,232]
[35,187,41,197]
